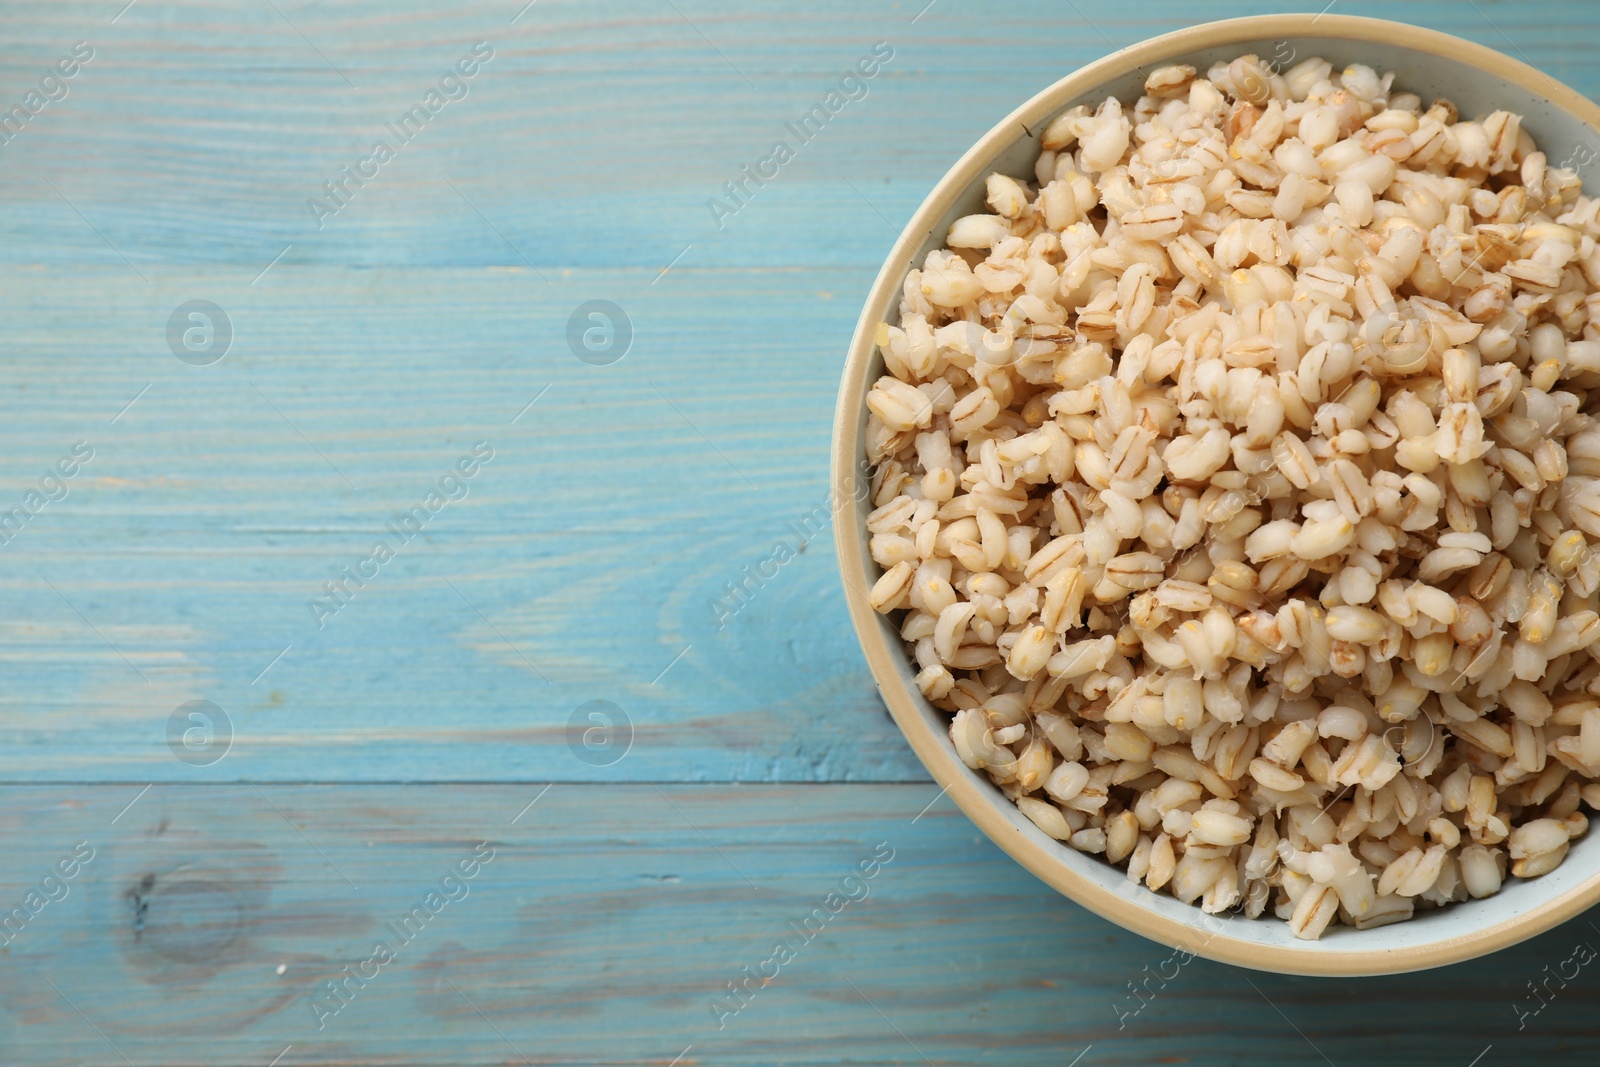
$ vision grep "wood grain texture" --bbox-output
[0,265,915,782]
[4,784,1600,1066]
[3,0,1600,783]
[3,0,1600,1063]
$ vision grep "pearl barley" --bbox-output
[866,52,1600,938]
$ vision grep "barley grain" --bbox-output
[867,53,1600,939]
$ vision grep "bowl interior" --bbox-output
[841,18,1600,972]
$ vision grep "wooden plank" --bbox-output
[2,783,1596,1066]
[0,2,1594,272]
[0,265,921,782]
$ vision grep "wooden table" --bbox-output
[3,1,1598,1063]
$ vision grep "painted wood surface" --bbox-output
[0,265,915,783]
[1,0,1597,783]
[5,784,1600,1066]
[2,0,1600,1064]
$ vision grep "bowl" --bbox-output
[832,13,1600,975]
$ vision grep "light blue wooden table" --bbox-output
[3,1,1600,1063]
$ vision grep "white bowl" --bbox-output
[833,13,1600,974]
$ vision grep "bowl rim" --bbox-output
[832,12,1600,976]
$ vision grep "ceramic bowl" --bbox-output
[832,13,1600,975]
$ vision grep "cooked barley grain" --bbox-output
[866,54,1600,937]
